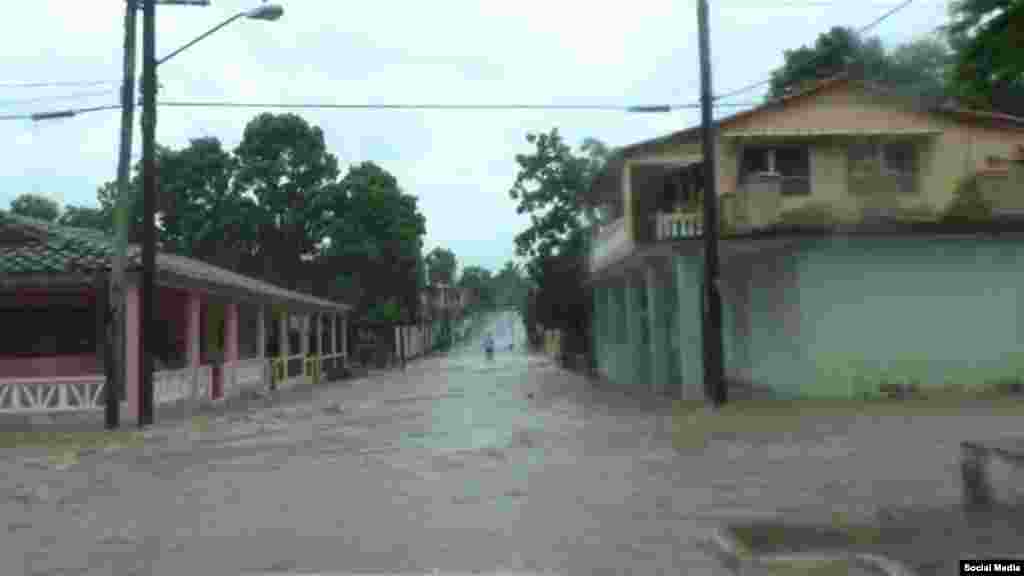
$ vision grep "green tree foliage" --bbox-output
[946,0,1024,115]
[10,193,59,222]
[509,128,610,354]
[458,265,495,311]
[233,113,341,290]
[424,247,457,285]
[768,27,952,104]
[316,161,426,324]
[157,137,256,271]
[768,27,888,99]
[57,205,109,231]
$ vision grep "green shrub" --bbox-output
[777,202,842,228]
[942,174,993,223]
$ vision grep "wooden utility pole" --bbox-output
[138,0,157,426]
[698,0,727,406]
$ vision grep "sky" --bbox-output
[0,0,951,274]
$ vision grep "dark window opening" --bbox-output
[0,307,96,357]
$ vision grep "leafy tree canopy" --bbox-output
[10,193,59,222]
[424,247,457,285]
[946,0,1024,115]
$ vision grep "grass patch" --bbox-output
[671,393,1024,448]
[190,414,211,433]
[0,429,144,466]
[758,557,861,576]
[727,520,884,555]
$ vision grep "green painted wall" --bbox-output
[795,237,1024,397]
[206,301,225,357]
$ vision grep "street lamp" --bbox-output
[135,1,283,427]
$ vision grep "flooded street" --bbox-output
[1,310,729,575]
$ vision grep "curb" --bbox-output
[709,527,919,576]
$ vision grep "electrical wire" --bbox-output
[155,101,763,112]
[0,99,765,122]
[713,0,917,102]
[0,79,116,89]
[0,89,120,109]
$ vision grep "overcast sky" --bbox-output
[1,0,949,274]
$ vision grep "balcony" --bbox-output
[588,217,633,274]
[652,211,703,240]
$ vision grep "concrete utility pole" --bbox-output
[697,0,727,407]
[106,0,139,429]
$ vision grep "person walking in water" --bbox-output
[483,332,495,361]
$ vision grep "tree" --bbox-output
[315,161,426,325]
[58,205,109,231]
[424,247,457,285]
[768,27,888,99]
[156,137,256,271]
[233,113,341,289]
[767,27,953,105]
[10,193,59,222]
[458,265,494,311]
[946,0,1024,115]
[509,129,610,354]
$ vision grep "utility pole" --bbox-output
[106,0,139,429]
[138,0,157,427]
[697,0,727,407]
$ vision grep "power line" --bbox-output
[0,89,119,109]
[0,99,765,122]
[0,79,117,89]
[156,100,762,112]
[713,0,917,102]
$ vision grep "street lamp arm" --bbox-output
[156,12,246,67]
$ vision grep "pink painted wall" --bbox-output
[124,284,140,421]
[0,355,99,378]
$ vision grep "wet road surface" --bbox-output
[2,310,731,575]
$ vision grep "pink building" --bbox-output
[0,212,351,423]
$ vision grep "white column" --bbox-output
[326,313,334,357]
[341,314,348,361]
[257,305,267,359]
[301,314,310,356]
[278,311,288,358]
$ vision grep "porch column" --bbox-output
[646,263,669,396]
[124,284,141,422]
[340,314,348,361]
[257,305,267,358]
[301,314,310,356]
[186,291,202,402]
[625,273,645,389]
[257,304,268,389]
[674,254,703,401]
[278,310,288,358]
[224,302,239,397]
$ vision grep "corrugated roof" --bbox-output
[0,211,350,312]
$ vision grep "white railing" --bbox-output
[228,357,267,396]
[0,375,106,414]
[196,365,212,402]
[654,211,703,240]
[154,368,194,405]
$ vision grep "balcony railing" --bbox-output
[653,211,703,240]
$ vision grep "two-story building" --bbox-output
[585,73,1024,400]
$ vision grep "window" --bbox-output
[0,307,96,357]
[882,141,916,175]
[847,139,919,195]
[740,146,810,196]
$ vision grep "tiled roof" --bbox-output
[0,211,126,275]
[0,211,350,312]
